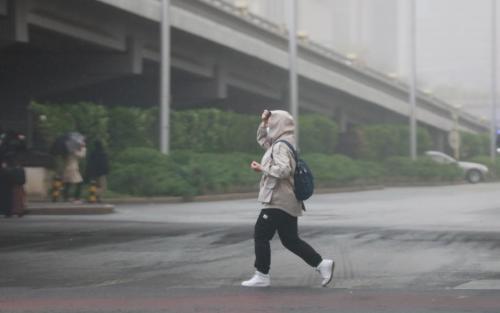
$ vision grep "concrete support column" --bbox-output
[433,130,446,152]
[175,65,227,104]
[0,0,7,15]
[335,107,348,132]
[214,65,228,99]
[0,0,28,43]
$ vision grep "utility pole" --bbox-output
[491,0,498,161]
[409,0,417,160]
[288,0,299,147]
[160,0,171,154]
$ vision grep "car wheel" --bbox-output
[466,170,482,184]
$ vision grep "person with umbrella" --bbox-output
[55,133,86,203]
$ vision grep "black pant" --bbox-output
[254,208,322,274]
[63,182,82,201]
[0,172,13,216]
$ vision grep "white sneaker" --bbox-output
[241,271,270,287]
[316,259,334,287]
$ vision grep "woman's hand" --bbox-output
[250,161,263,172]
[261,110,271,125]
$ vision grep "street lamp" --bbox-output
[490,0,497,161]
[160,0,171,154]
[409,0,417,160]
[288,0,299,147]
[450,104,462,160]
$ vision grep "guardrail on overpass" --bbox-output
[92,0,488,134]
[0,0,489,135]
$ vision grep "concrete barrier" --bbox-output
[25,167,51,199]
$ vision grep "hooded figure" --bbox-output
[242,110,334,288]
[256,110,303,217]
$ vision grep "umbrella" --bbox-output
[65,132,85,154]
[50,132,85,156]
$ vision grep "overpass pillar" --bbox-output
[335,107,348,132]
[431,129,446,152]
[0,0,28,44]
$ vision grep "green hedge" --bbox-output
[359,124,432,161]
[109,148,260,197]
[170,109,261,154]
[299,115,339,154]
[303,153,383,186]
[460,132,490,159]
[108,148,464,197]
[108,107,156,151]
[31,103,339,154]
[31,102,109,148]
[467,156,500,179]
[383,156,463,182]
[29,102,476,197]
[109,148,194,197]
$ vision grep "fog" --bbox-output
[237,0,499,121]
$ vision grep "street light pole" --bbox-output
[409,0,417,160]
[288,0,299,147]
[491,0,497,161]
[160,0,171,155]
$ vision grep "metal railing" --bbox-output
[193,0,487,128]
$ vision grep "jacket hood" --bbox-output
[268,110,295,144]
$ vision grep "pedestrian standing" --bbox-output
[62,142,86,203]
[0,130,26,217]
[85,140,109,203]
[241,110,334,287]
[9,157,26,217]
[0,158,14,218]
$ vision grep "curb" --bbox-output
[26,203,115,215]
[24,182,472,215]
[89,185,386,204]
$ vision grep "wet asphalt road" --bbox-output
[1,183,500,312]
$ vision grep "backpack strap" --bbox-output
[273,140,306,209]
[273,140,298,163]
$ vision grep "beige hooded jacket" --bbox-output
[256,110,303,217]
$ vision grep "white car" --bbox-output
[425,151,489,184]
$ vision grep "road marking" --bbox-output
[455,280,500,290]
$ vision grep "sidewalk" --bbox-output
[24,185,382,216]
[27,202,115,215]
[25,182,465,215]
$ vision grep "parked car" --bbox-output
[425,151,488,184]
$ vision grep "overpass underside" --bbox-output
[0,0,487,151]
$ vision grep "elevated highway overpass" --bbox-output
[0,0,489,149]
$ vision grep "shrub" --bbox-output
[170,109,261,154]
[161,109,339,154]
[359,124,432,160]
[31,101,109,149]
[460,132,489,159]
[31,103,341,155]
[109,148,194,197]
[109,148,259,196]
[299,115,339,154]
[383,156,463,182]
[303,153,383,186]
[467,156,500,179]
[107,148,466,197]
[108,107,156,151]
[171,151,259,194]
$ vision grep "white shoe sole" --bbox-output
[241,282,270,287]
[321,261,335,287]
